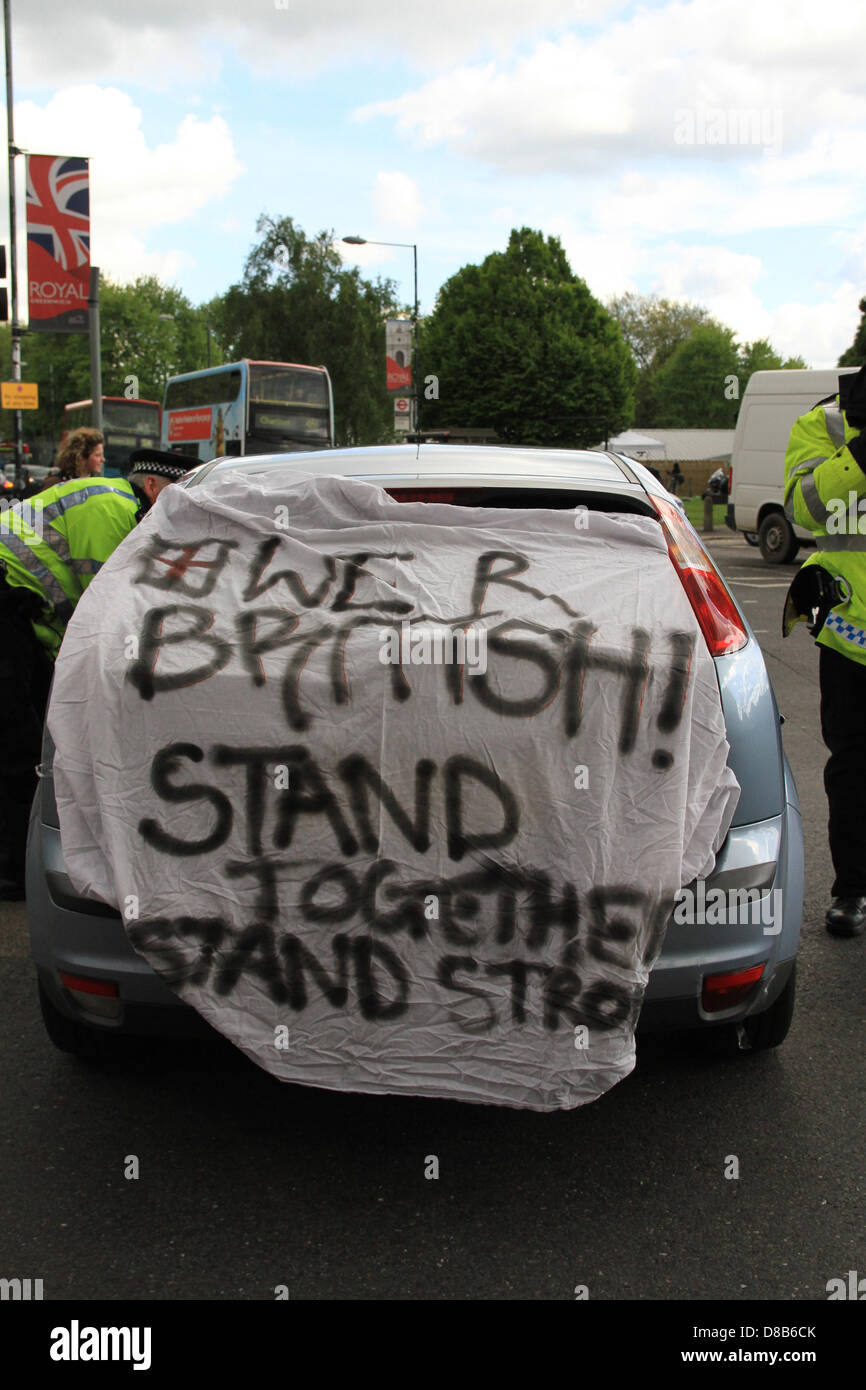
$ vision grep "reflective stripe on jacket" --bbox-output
[0,477,140,656]
[784,399,866,663]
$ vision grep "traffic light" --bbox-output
[0,245,6,321]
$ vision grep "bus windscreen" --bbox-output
[248,364,329,408]
[102,400,161,436]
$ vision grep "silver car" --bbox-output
[28,445,803,1060]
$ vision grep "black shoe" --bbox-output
[826,896,866,937]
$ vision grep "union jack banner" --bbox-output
[26,154,90,333]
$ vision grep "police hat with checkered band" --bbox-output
[127,448,196,482]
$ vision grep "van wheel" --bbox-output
[744,531,759,546]
[758,511,799,564]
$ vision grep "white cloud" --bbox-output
[550,219,646,302]
[371,172,424,230]
[356,0,866,181]
[17,0,627,86]
[15,87,243,283]
[766,288,861,369]
[355,42,636,171]
[12,2,864,367]
[646,244,859,367]
[651,245,766,332]
[833,228,866,289]
[334,240,397,270]
[590,156,858,240]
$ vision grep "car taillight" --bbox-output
[701,963,765,1013]
[59,972,121,1020]
[60,971,119,997]
[650,497,748,657]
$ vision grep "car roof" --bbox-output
[186,443,668,502]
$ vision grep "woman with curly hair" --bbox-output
[55,426,105,482]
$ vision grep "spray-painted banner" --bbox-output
[49,472,739,1109]
[26,155,90,333]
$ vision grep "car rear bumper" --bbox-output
[27,780,804,1043]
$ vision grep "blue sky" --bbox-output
[7,0,866,367]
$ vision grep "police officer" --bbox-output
[125,447,196,515]
[783,363,866,936]
[0,448,198,897]
[0,470,141,898]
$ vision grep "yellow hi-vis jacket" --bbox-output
[0,476,139,657]
[784,396,866,664]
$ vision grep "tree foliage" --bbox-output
[608,294,810,426]
[652,324,741,427]
[0,276,215,449]
[738,338,808,379]
[839,296,866,367]
[606,292,718,420]
[214,215,401,446]
[420,228,635,446]
[1,216,821,455]
[606,292,715,372]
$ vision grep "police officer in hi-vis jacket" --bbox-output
[0,452,141,898]
[783,363,866,936]
[0,441,196,899]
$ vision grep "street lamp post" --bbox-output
[342,236,419,436]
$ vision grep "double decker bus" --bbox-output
[161,360,335,462]
[62,397,162,478]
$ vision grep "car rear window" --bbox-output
[384,486,658,518]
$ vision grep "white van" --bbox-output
[727,367,859,563]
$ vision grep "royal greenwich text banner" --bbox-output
[49,471,740,1109]
[26,155,90,332]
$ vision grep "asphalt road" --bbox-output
[0,528,863,1302]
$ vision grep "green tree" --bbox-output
[738,338,808,381]
[607,295,809,422]
[214,215,401,446]
[99,276,213,403]
[606,293,718,421]
[421,228,635,446]
[1,276,214,451]
[839,296,866,366]
[653,324,741,427]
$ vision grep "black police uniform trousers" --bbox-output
[0,581,53,886]
[820,643,866,898]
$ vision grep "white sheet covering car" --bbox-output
[28,446,803,1110]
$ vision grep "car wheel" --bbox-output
[739,963,796,1051]
[697,964,797,1057]
[743,531,759,546]
[38,984,129,1061]
[758,512,799,565]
